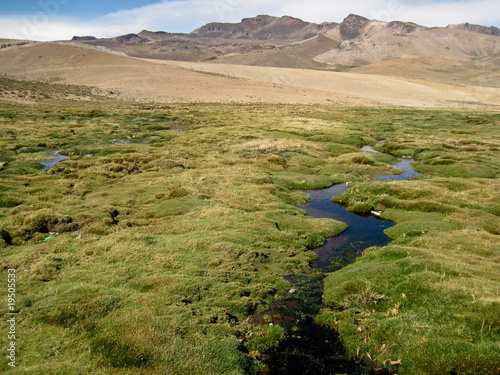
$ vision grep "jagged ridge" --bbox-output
[65,13,500,79]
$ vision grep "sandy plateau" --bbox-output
[0,42,499,108]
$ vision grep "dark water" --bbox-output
[39,150,69,171]
[362,145,420,182]
[259,151,419,375]
[254,268,381,375]
[299,184,395,269]
[39,138,146,171]
[304,156,420,269]
[375,159,420,182]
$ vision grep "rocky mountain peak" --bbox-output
[71,36,97,41]
[240,15,279,26]
[343,14,369,23]
[339,14,370,40]
[387,21,426,35]
[191,14,327,40]
[447,23,500,36]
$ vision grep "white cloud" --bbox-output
[0,0,498,41]
[264,0,500,27]
[397,0,500,27]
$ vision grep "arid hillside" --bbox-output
[66,14,500,88]
[0,41,499,108]
[315,15,500,66]
[353,56,500,88]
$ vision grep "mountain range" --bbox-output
[72,15,499,65]
[66,14,500,88]
[1,13,499,108]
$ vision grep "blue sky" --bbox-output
[1,0,499,41]
[1,0,161,18]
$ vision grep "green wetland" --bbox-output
[0,102,499,374]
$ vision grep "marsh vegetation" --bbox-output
[0,102,498,374]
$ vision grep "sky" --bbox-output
[0,0,499,41]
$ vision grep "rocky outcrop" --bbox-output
[387,21,425,35]
[114,34,147,44]
[339,14,370,40]
[447,23,500,36]
[190,15,337,40]
[71,36,97,41]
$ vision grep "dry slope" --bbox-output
[0,42,499,108]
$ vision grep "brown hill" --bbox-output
[315,17,500,67]
[212,35,339,69]
[335,14,426,40]
[75,15,339,68]
[353,56,500,88]
[191,15,338,40]
[2,14,499,106]
[71,36,97,41]
[447,23,500,36]
[66,14,500,88]
[78,31,315,65]
[1,42,499,109]
[314,15,500,87]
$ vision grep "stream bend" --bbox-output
[260,147,420,374]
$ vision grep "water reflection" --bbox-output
[299,184,395,269]
[299,153,420,268]
[40,150,69,171]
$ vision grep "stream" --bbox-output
[38,138,144,171]
[257,146,420,374]
[39,150,69,171]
